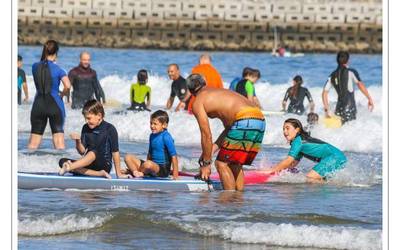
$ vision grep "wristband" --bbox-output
[198,158,212,167]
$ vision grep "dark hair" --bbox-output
[40,40,59,61]
[336,51,349,66]
[18,55,22,61]
[242,67,253,78]
[290,75,303,98]
[151,110,169,124]
[284,118,310,140]
[82,99,105,117]
[307,112,319,125]
[168,63,179,70]
[249,68,261,79]
[137,69,148,85]
[186,73,206,95]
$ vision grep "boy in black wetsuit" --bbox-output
[58,100,129,179]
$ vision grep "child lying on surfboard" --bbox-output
[259,118,346,183]
[58,100,130,179]
[124,110,179,180]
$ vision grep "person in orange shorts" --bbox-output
[187,53,224,112]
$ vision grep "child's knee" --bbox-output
[142,161,153,169]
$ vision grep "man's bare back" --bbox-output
[192,87,255,127]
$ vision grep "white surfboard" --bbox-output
[18,172,221,192]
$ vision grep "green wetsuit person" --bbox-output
[128,69,151,111]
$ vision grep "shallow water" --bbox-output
[17,46,382,249]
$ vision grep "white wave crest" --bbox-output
[18,214,111,236]
[178,221,381,250]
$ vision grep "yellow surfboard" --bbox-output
[322,115,342,128]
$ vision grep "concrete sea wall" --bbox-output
[18,0,382,53]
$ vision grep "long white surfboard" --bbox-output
[262,110,285,116]
[18,172,221,192]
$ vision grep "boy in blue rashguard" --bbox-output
[260,118,347,183]
[124,110,179,179]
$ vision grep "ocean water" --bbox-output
[18,46,382,250]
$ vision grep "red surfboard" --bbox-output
[179,170,273,185]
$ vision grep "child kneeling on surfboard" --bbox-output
[58,100,130,179]
[124,110,179,180]
[260,118,346,183]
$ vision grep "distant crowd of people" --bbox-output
[18,39,375,190]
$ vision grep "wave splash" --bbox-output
[18,213,111,236]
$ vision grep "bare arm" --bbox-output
[113,151,129,178]
[194,107,213,161]
[282,101,287,111]
[254,96,263,109]
[22,81,29,101]
[309,101,315,113]
[60,76,71,97]
[193,103,213,180]
[212,128,229,155]
[69,133,85,155]
[322,90,331,118]
[166,96,174,109]
[175,92,191,111]
[261,156,298,174]
[356,81,374,111]
[146,92,151,109]
[171,156,179,180]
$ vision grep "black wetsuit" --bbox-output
[235,79,255,98]
[170,75,190,110]
[283,86,313,115]
[68,65,105,109]
[59,121,119,173]
[31,60,66,135]
[324,66,360,123]
[18,68,26,105]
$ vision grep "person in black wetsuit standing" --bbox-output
[28,40,71,149]
[322,51,374,123]
[282,75,315,115]
[68,51,105,109]
[165,64,190,111]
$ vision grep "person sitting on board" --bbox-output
[259,118,346,183]
[322,51,374,124]
[124,110,179,180]
[282,75,315,115]
[186,74,266,191]
[128,69,151,112]
[234,68,263,109]
[58,100,129,179]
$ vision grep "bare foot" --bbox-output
[59,160,71,176]
[133,170,144,178]
[101,170,112,179]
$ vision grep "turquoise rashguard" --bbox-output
[288,135,347,178]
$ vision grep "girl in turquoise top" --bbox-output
[262,118,347,183]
